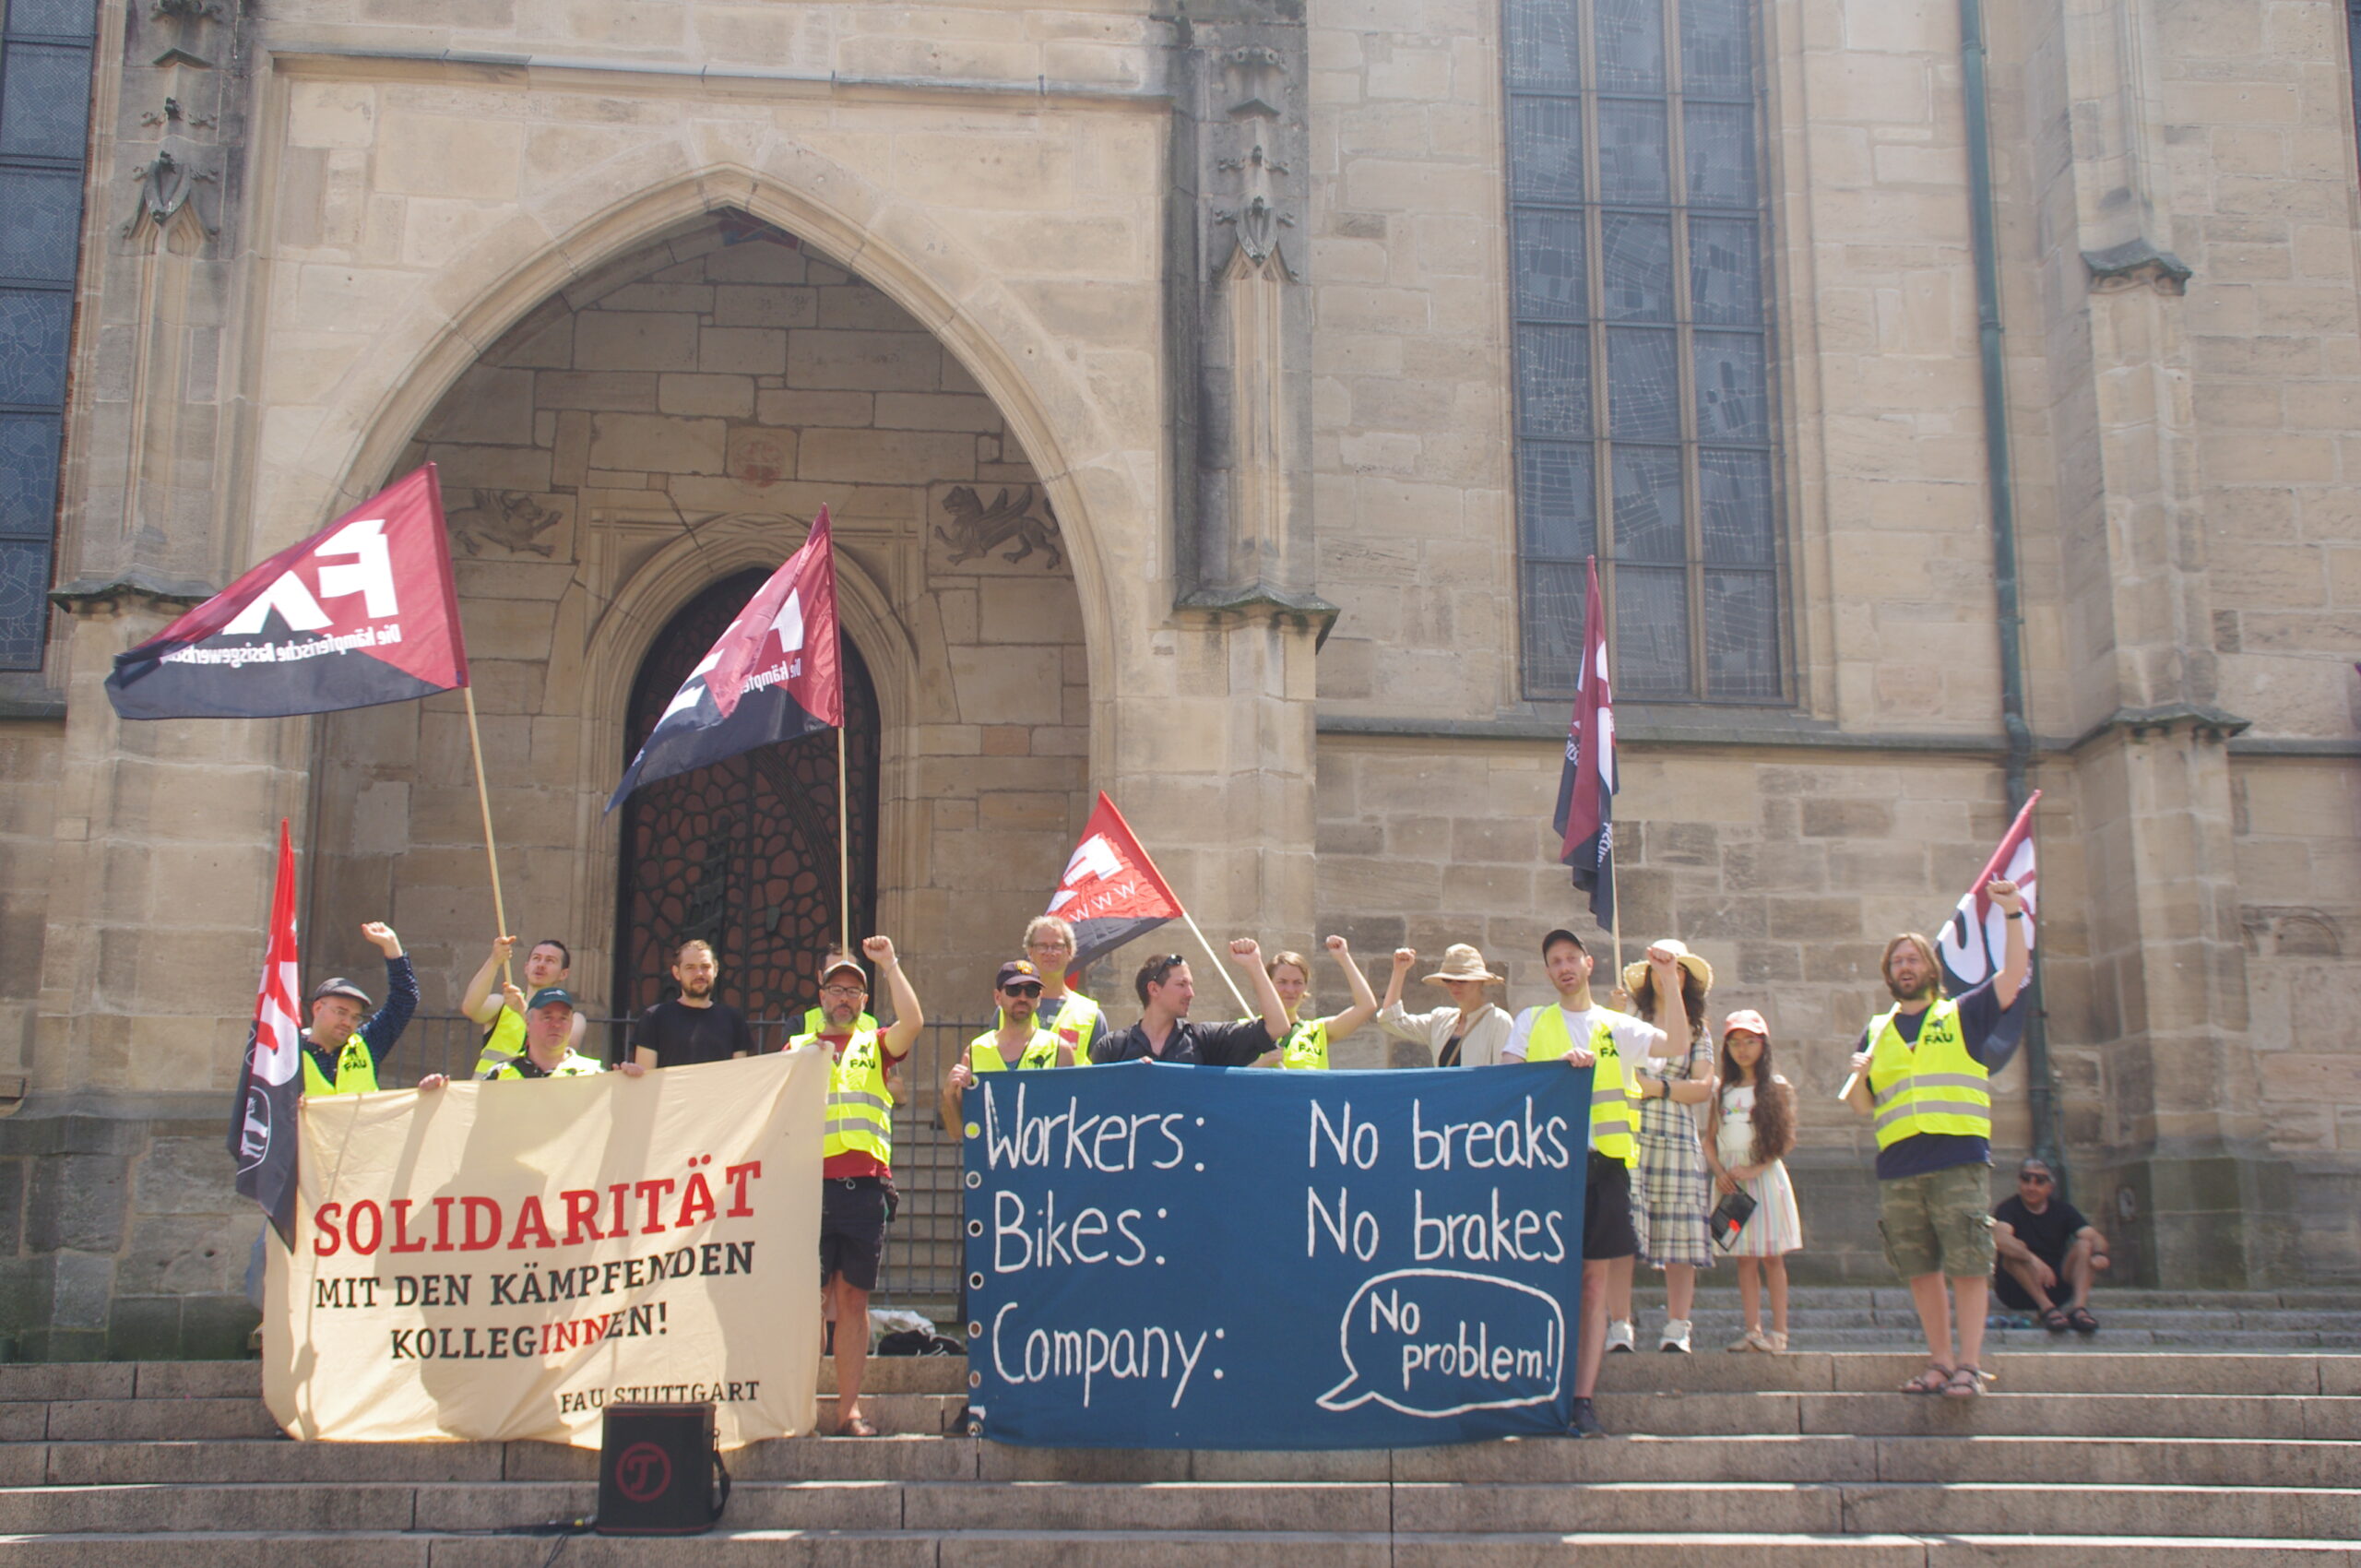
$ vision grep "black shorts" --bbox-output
[1583,1152,1640,1261]
[820,1176,889,1291]
[1992,1254,2068,1312]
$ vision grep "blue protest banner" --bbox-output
[961,1061,1591,1449]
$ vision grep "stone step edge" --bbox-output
[8,1478,2357,1495]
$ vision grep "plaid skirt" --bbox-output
[1632,1039,1716,1269]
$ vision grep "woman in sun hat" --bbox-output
[1374,943,1515,1066]
[1602,938,1720,1354]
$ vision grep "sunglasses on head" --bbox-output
[1145,955,1187,983]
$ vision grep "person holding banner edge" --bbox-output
[791,936,925,1438]
[1501,931,1679,1438]
[1252,935,1382,1070]
[943,959,1075,1131]
[421,986,639,1087]
[633,939,754,1070]
[1094,940,1291,1065]
[1843,879,2030,1398]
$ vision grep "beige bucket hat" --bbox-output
[1620,937,1714,996]
[1423,944,1505,985]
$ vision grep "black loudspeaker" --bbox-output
[596,1401,731,1536]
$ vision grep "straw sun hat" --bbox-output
[1422,944,1504,985]
[1619,937,1714,996]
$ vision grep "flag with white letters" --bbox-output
[606,507,842,810]
[230,818,303,1247]
[1047,792,1185,976]
[106,466,469,719]
[1936,790,2041,994]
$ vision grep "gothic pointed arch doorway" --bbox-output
[614,568,881,1025]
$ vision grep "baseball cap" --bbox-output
[995,959,1042,991]
[818,952,866,985]
[528,987,579,1013]
[1722,1008,1770,1038]
[1540,928,1588,956]
[312,977,372,1007]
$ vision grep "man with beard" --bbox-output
[632,939,753,1070]
[942,958,1075,1130]
[299,921,418,1095]
[458,934,586,1077]
[1844,878,2029,1399]
[791,938,925,1436]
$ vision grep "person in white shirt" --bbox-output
[1374,944,1515,1066]
[1501,929,1679,1439]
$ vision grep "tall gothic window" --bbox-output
[1506,0,1784,702]
[0,0,94,671]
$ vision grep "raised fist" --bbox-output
[861,935,897,966]
[1228,937,1262,962]
[1987,878,2026,916]
[1324,934,1348,956]
[1393,948,1418,969]
[362,922,403,957]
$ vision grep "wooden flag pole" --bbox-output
[836,726,851,956]
[1174,906,1257,1018]
[461,685,513,985]
[1609,857,1624,1001]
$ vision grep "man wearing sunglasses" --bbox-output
[1091,939,1290,1065]
[1992,1158,2107,1334]
[942,959,1075,1134]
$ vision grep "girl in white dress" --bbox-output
[1704,1009,1802,1351]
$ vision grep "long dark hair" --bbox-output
[1629,964,1710,1046]
[1714,1029,1794,1166]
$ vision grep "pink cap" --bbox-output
[1722,1008,1770,1039]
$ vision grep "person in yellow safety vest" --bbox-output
[1844,878,2030,1401]
[1500,929,1682,1440]
[789,936,924,1439]
[1014,915,1108,1060]
[1249,935,1382,1070]
[421,987,648,1088]
[297,922,418,1099]
[942,958,1074,1135]
[458,934,586,1078]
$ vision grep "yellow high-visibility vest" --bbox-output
[1040,992,1103,1052]
[301,1035,379,1096]
[803,1005,878,1037]
[970,1028,1063,1073]
[1279,1017,1330,1071]
[1522,1006,1638,1167]
[1866,997,1990,1149]
[796,1028,894,1168]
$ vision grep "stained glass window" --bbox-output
[1506,0,1785,703]
[0,0,93,671]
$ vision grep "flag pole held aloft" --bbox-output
[1552,557,1618,943]
[1045,792,1252,1016]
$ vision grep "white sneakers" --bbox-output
[1724,1327,1789,1353]
[1658,1318,1693,1354]
[1606,1318,1636,1353]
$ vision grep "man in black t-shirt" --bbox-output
[632,938,754,1069]
[1992,1158,2109,1333]
[1091,939,1290,1065]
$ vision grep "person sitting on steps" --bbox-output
[1992,1157,2108,1335]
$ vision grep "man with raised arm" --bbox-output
[1090,940,1290,1066]
[1844,879,2030,1399]
[299,921,418,1097]
[458,934,586,1078]
[1499,930,1682,1438]
[790,937,924,1437]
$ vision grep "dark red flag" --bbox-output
[229,819,303,1247]
[107,466,468,719]
[1937,790,2041,993]
[607,507,842,810]
[1551,557,1617,927]
[1047,793,1186,975]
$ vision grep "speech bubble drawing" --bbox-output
[1316,1267,1564,1419]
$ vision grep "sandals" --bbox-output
[2038,1306,2070,1334]
[836,1412,879,1438]
[2067,1307,2098,1336]
[1942,1365,1988,1398]
[1900,1363,1953,1395]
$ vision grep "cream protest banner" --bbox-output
[265,1049,823,1446]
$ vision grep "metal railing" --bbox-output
[386,1014,981,1314]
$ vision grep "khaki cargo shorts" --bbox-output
[1878,1162,1995,1279]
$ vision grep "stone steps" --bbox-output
[0,1351,2350,1559]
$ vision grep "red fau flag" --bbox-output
[1937,790,2042,994]
[107,466,468,719]
[229,820,304,1246]
[1047,792,1185,975]
[1551,557,1618,927]
[607,507,843,811]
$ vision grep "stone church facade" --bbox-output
[0,0,2355,1355]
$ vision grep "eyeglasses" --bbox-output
[1002,983,1043,998]
[819,984,865,1000]
[2019,1173,2053,1186]
[1026,940,1073,954]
